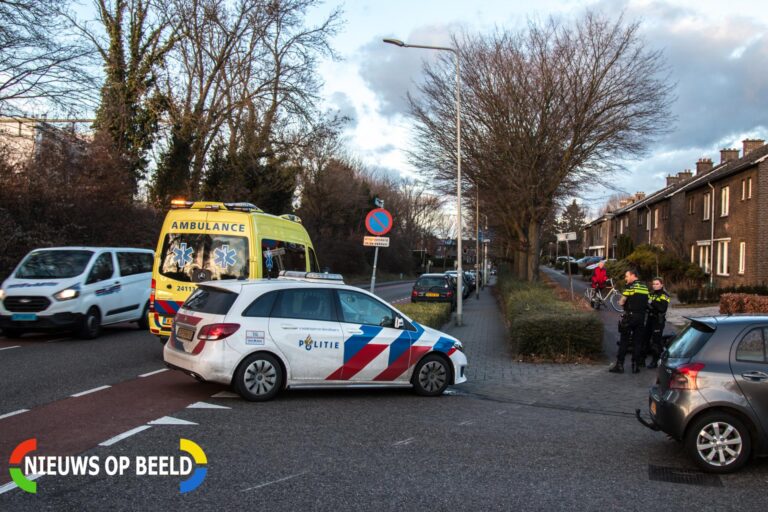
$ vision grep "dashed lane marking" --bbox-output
[71,385,112,398]
[393,437,415,446]
[0,409,29,420]
[148,416,197,426]
[0,345,21,351]
[187,402,231,409]
[139,368,168,378]
[211,391,239,398]
[99,425,152,447]
[242,471,308,492]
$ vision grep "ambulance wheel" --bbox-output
[158,336,168,345]
[78,307,101,339]
[2,327,24,338]
[412,354,451,396]
[234,353,283,402]
[137,302,150,330]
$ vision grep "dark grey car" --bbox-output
[637,316,768,473]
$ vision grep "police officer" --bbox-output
[644,277,670,369]
[609,268,649,374]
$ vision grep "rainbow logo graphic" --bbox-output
[179,438,207,493]
[8,438,38,494]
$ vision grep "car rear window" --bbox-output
[183,287,237,315]
[417,277,449,288]
[666,322,714,359]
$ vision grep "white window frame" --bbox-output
[690,245,695,263]
[739,242,746,275]
[653,208,659,229]
[703,193,711,221]
[699,244,711,274]
[646,211,651,231]
[716,240,729,276]
[748,177,752,199]
[720,186,729,217]
[741,179,746,200]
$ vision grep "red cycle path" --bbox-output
[0,370,224,484]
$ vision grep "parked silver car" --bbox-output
[638,316,768,473]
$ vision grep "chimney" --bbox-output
[619,198,631,207]
[695,159,713,175]
[742,138,765,155]
[666,175,679,187]
[635,191,646,201]
[677,170,693,181]
[720,148,740,164]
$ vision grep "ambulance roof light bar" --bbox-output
[278,271,345,283]
[279,214,303,224]
[224,202,262,212]
[170,199,194,209]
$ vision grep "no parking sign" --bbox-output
[365,208,392,236]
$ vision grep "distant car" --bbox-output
[164,271,468,401]
[577,256,603,269]
[444,271,472,298]
[554,256,576,269]
[638,316,768,473]
[412,274,456,309]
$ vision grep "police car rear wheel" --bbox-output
[78,307,101,339]
[413,355,450,396]
[235,353,283,402]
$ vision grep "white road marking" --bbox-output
[0,345,21,351]
[393,437,415,446]
[458,420,474,426]
[242,471,308,492]
[187,401,231,409]
[0,409,29,420]
[148,416,197,426]
[138,368,168,378]
[70,385,111,398]
[99,425,152,446]
[211,391,239,398]
[0,474,42,495]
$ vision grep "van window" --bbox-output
[261,239,307,279]
[117,252,153,276]
[159,234,249,282]
[87,253,115,284]
[16,250,95,279]
[183,286,237,315]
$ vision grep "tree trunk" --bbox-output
[527,219,541,282]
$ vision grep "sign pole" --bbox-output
[370,246,379,293]
[565,239,574,301]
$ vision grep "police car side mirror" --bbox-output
[394,316,404,329]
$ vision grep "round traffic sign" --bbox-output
[365,208,393,236]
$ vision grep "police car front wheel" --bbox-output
[413,354,451,396]
[234,353,283,401]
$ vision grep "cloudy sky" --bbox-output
[309,0,768,216]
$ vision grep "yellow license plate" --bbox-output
[426,292,440,297]
[176,326,195,341]
[650,401,657,416]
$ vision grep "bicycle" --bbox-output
[584,278,624,312]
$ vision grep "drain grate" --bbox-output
[648,465,722,487]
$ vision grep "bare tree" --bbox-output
[0,0,96,116]
[409,12,674,280]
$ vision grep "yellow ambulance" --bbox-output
[149,200,318,341]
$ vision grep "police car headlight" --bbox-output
[453,341,464,352]
[54,287,80,301]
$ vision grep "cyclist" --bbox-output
[589,259,608,308]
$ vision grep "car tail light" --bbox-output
[412,289,418,296]
[670,362,705,390]
[197,323,240,341]
[149,279,156,312]
[446,290,454,297]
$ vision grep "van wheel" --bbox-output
[412,354,450,396]
[78,307,101,339]
[137,302,149,330]
[685,412,751,473]
[234,353,283,402]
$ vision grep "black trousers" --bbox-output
[643,316,666,363]
[617,313,645,364]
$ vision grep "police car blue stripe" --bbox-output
[388,322,426,366]
[343,325,384,364]
[432,337,454,353]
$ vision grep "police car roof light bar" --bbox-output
[223,202,262,212]
[278,271,345,283]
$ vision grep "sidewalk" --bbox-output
[440,280,656,417]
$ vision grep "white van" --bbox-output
[0,247,154,339]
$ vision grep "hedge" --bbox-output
[397,302,452,330]
[512,312,603,359]
[678,285,768,305]
[720,293,768,314]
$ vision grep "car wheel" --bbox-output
[2,327,24,338]
[685,412,752,473]
[158,336,168,345]
[78,307,102,339]
[412,354,451,397]
[234,353,283,402]
[137,302,150,330]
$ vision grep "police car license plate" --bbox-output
[11,313,37,321]
[176,326,195,341]
[650,401,657,416]
[426,292,439,297]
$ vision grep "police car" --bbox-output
[163,272,468,401]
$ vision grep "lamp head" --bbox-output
[382,38,406,47]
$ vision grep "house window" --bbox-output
[748,177,752,199]
[690,245,695,263]
[703,193,711,221]
[699,244,711,274]
[720,186,729,217]
[646,211,651,231]
[739,242,746,275]
[637,211,643,226]
[716,240,729,276]
[619,220,624,235]
[687,197,695,214]
[653,208,659,229]
[741,179,746,200]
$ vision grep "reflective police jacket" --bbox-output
[622,280,649,315]
[648,289,670,321]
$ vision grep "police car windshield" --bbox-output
[160,234,249,282]
[15,250,94,279]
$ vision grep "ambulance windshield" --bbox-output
[159,234,249,282]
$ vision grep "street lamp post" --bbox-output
[383,38,464,325]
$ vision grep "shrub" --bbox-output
[397,302,452,329]
[512,312,603,359]
[677,285,768,304]
[720,293,768,314]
